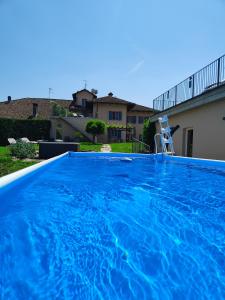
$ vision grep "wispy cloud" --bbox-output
[128,59,145,75]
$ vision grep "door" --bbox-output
[186,128,193,157]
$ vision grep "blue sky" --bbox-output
[0,0,225,106]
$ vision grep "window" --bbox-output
[127,116,136,124]
[108,128,122,141]
[111,129,121,138]
[138,116,149,124]
[109,111,122,121]
[33,103,38,117]
[82,99,87,108]
[138,116,144,124]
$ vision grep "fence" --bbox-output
[153,54,225,111]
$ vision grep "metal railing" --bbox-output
[153,54,225,111]
[131,138,151,153]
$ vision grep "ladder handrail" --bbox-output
[155,115,175,155]
[131,137,151,153]
[154,133,163,154]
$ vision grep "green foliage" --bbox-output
[0,118,51,146]
[0,157,37,177]
[73,131,88,142]
[107,124,128,129]
[143,119,156,152]
[52,103,66,117]
[86,120,106,142]
[10,140,36,159]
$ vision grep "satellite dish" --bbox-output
[91,89,98,95]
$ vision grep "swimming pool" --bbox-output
[0,152,225,300]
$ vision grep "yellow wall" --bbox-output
[156,99,225,160]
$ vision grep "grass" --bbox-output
[79,142,132,153]
[80,142,103,152]
[0,146,39,177]
[0,142,132,177]
[0,157,38,177]
[110,143,132,153]
[0,146,10,157]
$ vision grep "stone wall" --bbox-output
[0,98,71,119]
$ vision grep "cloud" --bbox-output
[128,59,145,75]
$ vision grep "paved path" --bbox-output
[100,144,111,152]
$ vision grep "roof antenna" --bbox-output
[83,80,87,89]
[49,88,53,99]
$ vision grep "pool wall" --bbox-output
[0,152,68,189]
[1,151,225,190]
[162,154,225,167]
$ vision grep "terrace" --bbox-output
[153,54,225,111]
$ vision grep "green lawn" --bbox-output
[0,146,10,157]
[0,142,133,177]
[80,142,103,152]
[110,143,132,153]
[0,146,39,177]
[80,142,132,153]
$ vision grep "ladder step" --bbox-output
[161,127,171,134]
[163,137,173,144]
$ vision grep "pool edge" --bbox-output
[0,152,69,189]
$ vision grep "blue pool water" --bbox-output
[0,153,225,300]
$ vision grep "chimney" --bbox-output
[7,96,11,103]
[108,92,113,97]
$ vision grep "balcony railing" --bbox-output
[131,138,151,154]
[153,54,225,111]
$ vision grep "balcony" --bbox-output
[153,55,225,111]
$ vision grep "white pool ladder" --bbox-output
[154,115,175,155]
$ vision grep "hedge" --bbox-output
[143,119,156,152]
[0,118,51,146]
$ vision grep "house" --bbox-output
[150,55,225,160]
[67,89,155,142]
[0,90,156,143]
[0,97,71,119]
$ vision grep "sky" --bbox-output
[0,0,225,107]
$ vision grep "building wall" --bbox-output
[0,99,71,119]
[93,103,127,124]
[93,103,128,142]
[75,91,95,107]
[127,111,154,140]
[155,98,225,160]
[50,118,75,141]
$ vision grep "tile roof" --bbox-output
[129,104,156,112]
[96,95,156,112]
[96,96,133,105]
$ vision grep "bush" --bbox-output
[86,120,106,142]
[0,118,51,146]
[52,103,67,117]
[10,140,36,159]
[143,119,156,152]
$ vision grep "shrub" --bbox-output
[0,118,51,146]
[143,119,156,152]
[52,103,67,117]
[86,120,106,143]
[10,140,36,159]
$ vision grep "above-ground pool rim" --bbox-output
[1,151,225,189]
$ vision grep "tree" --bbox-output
[143,119,156,152]
[86,120,106,143]
[52,103,73,117]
